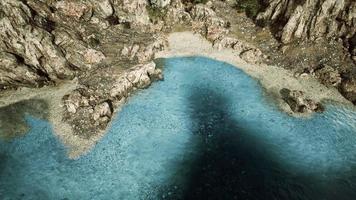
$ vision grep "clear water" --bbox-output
[1,57,356,200]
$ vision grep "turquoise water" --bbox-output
[1,57,356,200]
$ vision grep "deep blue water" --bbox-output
[1,57,356,200]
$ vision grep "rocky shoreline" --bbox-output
[156,31,351,116]
[0,0,355,158]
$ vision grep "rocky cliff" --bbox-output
[254,0,356,103]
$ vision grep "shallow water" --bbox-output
[1,57,356,200]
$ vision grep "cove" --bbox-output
[1,56,356,200]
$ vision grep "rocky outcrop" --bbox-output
[190,4,229,41]
[255,0,356,104]
[314,64,342,87]
[256,0,356,45]
[187,3,264,63]
[63,62,163,138]
[340,78,356,104]
[0,0,168,139]
[150,0,172,8]
[280,88,324,113]
[0,0,73,89]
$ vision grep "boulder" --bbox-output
[93,102,112,121]
[280,88,324,113]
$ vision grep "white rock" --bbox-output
[150,0,171,8]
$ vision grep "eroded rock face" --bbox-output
[340,78,356,104]
[255,0,356,104]
[190,4,229,41]
[150,0,171,8]
[0,0,73,89]
[257,0,356,44]
[280,88,324,113]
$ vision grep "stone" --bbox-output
[240,49,263,64]
[0,0,74,87]
[84,49,105,64]
[280,88,324,113]
[93,102,112,121]
[150,0,171,8]
[91,0,114,18]
[314,65,342,87]
[55,1,92,21]
[256,0,356,51]
[190,4,229,41]
[340,78,356,104]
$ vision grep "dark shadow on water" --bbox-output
[0,99,49,140]
[156,86,356,200]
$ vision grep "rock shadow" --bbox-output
[0,99,49,140]
[156,86,344,200]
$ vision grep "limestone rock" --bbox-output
[340,78,356,104]
[91,0,114,19]
[55,1,92,21]
[93,102,112,121]
[63,61,163,138]
[0,52,43,89]
[165,0,192,24]
[0,0,74,88]
[240,49,263,64]
[256,0,356,51]
[112,0,150,25]
[190,4,229,41]
[53,28,104,70]
[84,49,106,64]
[280,88,324,113]
[314,65,342,87]
[150,0,171,8]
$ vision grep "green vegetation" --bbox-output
[235,0,263,19]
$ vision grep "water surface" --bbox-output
[1,57,356,200]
